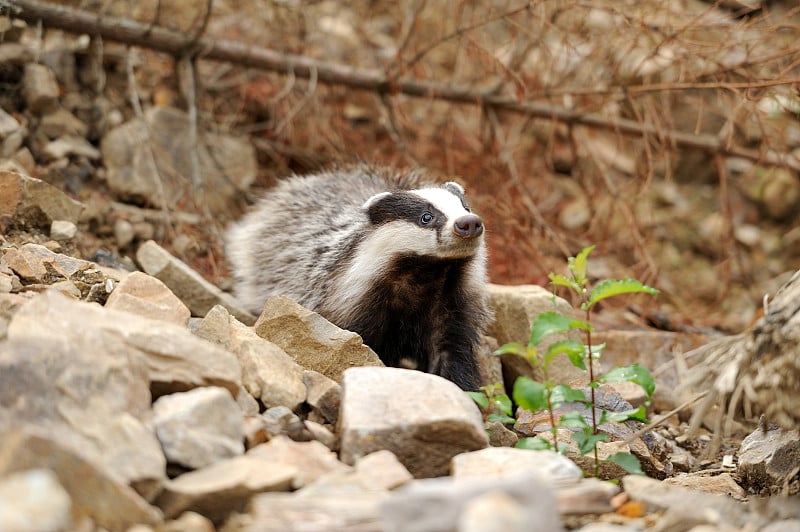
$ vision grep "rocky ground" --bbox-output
[1,1,800,531]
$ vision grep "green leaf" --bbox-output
[568,245,595,286]
[549,384,586,407]
[529,312,591,347]
[573,431,608,455]
[513,377,548,413]
[559,411,589,429]
[600,363,656,398]
[466,391,488,409]
[606,452,644,475]
[587,279,660,308]
[516,437,552,451]
[493,394,513,417]
[493,342,527,357]
[549,273,580,293]
[487,413,516,425]
[544,340,587,370]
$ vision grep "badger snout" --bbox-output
[453,214,484,238]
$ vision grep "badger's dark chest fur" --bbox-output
[342,255,483,390]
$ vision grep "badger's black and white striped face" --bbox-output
[361,181,484,260]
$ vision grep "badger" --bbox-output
[225,165,490,390]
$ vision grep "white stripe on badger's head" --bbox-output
[326,181,487,325]
[360,182,483,259]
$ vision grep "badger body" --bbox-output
[226,166,490,390]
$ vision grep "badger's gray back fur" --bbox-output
[226,165,489,390]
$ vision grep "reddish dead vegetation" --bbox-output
[8,0,800,332]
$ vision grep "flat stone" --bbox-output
[339,367,488,478]
[254,295,383,383]
[738,427,800,495]
[0,171,84,230]
[304,369,342,424]
[137,240,256,325]
[22,63,59,113]
[106,270,191,326]
[663,472,746,499]
[153,387,245,469]
[451,447,583,486]
[155,451,295,523]
[50,219,77,241]
[7,289,242,398]
[248,435,350,489]
[380,473,563,532]
[354,450,414,491]
[38,107,89,139]
[194,305,306,410]
[0,468,72,532]
[0,332,166,500]
[42,135,101,160]
[0,429,162,529]
[100,106,256,214]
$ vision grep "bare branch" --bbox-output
[7,0,800,172]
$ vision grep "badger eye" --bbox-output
[420,212,433,225]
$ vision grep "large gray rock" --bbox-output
[137,240,256,325]
[100,106,256,213]
[339,367,488,478]
[380,473,563,532]
[738,427,800,495]
[7,289,242,398]
[0,429,163,529]
[254,295,383,383]
[0,332,166,500]
[153,387,245,470]
[486,283,586,385]
[0,469,72,532]
[194,305,306,410]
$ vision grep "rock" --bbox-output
[243,415,268,450]
[100,106,256,213]
[22,63,59,113]
[0,42,33,66]
[137,240,256,325]
[0,107,22,139]
[0,171,84,230]
[254,295,383,383]
[114,217,136,248]
[42,135,101,160]
[486,420,519,447]
[486,283,586,385]
[339,367,488,478]
[738,426,800,495]
[760,167,800,221]
[663,472,746,499]
[354,450,414,491]
[0,429,162,529]
[7,289,242,398]
[3,243,90,282]
[49,219,77,241]
[451,447,583,486]
[380,473,563,532]
[622,475,764,530]
[248,435,350,489]
[159,511,215,532]
[304,420,337,450]
[0,468,72,532]
[238,491,385,532]
[194,305,306,410]
[155,451,296,523]
[38,107,89,139]
[106,270,191,326]
[153,387,245,470]
[0,333,167,500]
[304,369,342,424]
[262,406,309,441]
[458,491,529,532]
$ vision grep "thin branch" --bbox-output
[6,0,800,172]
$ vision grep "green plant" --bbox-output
[496,245,659,477]
[467,382,515,426]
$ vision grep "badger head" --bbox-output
[360,181,485,260]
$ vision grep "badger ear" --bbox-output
[362,191,392,211]
[443,181,465,195]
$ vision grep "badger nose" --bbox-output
[453,214,484,238]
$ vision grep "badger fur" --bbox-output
[225,165,490,390]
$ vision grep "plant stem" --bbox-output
[546,389,558,451]
[585,305,599,477]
